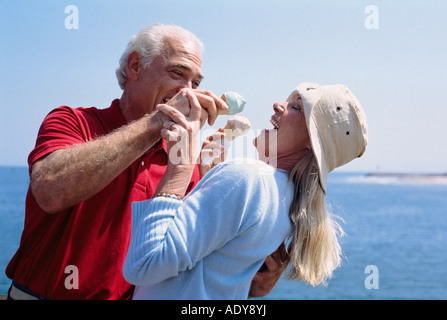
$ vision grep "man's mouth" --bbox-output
[162,97,170,103]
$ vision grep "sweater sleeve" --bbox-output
[123,161,268,287]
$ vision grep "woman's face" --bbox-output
[254,93,311,168]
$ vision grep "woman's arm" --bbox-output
[122,162,261,286]
[152,90,202,198]
[123,89,228,285]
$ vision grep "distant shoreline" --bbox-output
[364,172,447,185]
[366,172,447,178]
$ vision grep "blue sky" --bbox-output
[1,0,446,173]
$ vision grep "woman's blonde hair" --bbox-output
[286,150,344,286]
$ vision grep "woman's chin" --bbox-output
[254,128,277,157]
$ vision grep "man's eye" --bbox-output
[171,70,183,77]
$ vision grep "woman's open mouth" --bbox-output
[270,117,279,129]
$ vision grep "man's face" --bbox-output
[128,37,203,118]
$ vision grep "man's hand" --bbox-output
[248,242,289,298]
[165,89,228,127]
[192,89,228,126]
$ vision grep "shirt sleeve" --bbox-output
[123,162,268,287]
[28,106,90,167]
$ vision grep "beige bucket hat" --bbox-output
[287,82,368,193]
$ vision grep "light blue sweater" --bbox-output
[123,159,293,300]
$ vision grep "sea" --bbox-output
[1,166,446,300]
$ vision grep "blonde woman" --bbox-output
[123,82,368,299]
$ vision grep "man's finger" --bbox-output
[185,89,202,121]
[193,90,228,125]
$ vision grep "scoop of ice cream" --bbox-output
[201,115,251,166]
[223,115,251,141]
[218,92,247,115]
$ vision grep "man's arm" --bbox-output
[31,88,227,214]
[248,242,289,298]
[31,110,166,214]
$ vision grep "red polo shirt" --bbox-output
[6,99,200,299]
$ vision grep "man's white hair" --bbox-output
[116,24,204,90]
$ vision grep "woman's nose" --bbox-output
[273,102,286,113]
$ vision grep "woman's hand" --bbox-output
[154,89,202,198]
[248,242,289,298]
[199,128,227,178]
[158,89,201,165]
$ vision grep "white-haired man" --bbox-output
[6,24,284,300]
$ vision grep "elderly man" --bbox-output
[6,24,284,300]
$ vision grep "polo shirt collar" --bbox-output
[100,99,128,132]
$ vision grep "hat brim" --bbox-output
[288,82,328,194]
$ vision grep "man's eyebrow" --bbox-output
[170,63,204,81]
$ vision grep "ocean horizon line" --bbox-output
[0,164,446,176]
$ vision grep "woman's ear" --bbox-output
[125,51,141,82]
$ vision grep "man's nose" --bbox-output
[176,80,194,90]
[179,76,196,89]
[186,80,193,89]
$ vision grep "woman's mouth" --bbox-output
[270,117,279,129]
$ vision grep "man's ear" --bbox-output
[126,51,141,81]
